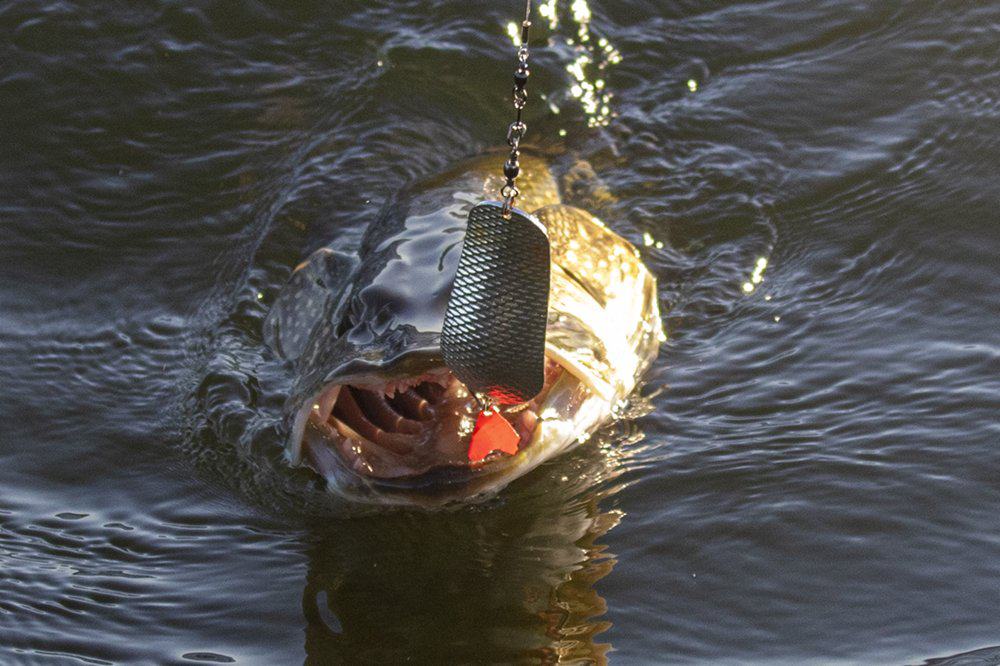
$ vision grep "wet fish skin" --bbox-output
[264,153,662,504]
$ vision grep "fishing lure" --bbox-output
[442,0,551,461]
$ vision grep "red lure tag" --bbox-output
[467,410,520,462]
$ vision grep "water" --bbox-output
[2,0,998,662]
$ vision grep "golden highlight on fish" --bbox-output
[264,154,662,506]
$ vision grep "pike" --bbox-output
[264,154,662,506]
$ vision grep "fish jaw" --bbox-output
[284,357,603,505]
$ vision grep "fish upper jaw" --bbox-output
[286,359,567,498]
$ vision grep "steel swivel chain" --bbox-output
[501,0,533,219]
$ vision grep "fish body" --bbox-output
[264,154,662,505]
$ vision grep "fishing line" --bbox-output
[500,0,534,218]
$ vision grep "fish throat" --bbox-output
[298,360,566,483]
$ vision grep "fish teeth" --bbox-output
[313,384,341,423]
[366,369,455,398]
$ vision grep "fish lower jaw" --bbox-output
[292,361,564,489]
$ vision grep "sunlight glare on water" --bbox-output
[508,0,619,127]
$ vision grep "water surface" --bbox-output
[2,0,999,663]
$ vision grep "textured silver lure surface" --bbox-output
[442,202,550,405]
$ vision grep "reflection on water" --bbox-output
[508,0,621,127]
[300,441,629,663]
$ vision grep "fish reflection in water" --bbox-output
[299,441,630,664]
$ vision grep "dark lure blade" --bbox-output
[442,201,550,404]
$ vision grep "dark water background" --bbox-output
[2,0,999,663]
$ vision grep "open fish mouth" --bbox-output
[263,164,663,501]
[293,359,565,491]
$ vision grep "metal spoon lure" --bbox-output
[441,1,551,461]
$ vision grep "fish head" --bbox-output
[265,154,661,506]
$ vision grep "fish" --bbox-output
[263,153,663,506]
